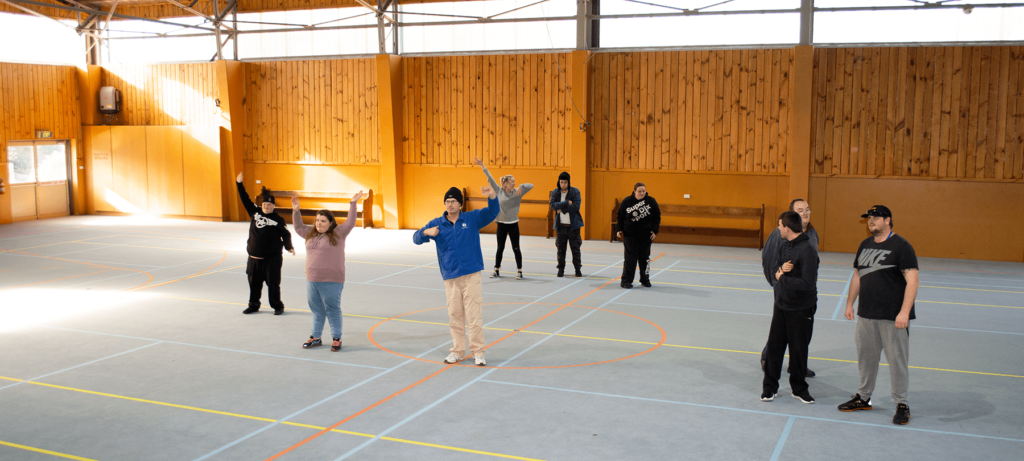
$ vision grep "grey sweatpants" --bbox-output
[856,317,910,406]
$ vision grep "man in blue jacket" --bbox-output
[414,185,499,366]
[549,171,584,277]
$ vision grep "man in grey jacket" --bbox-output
[761,199,819,377]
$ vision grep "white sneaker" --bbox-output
[444,353,461,364]
[474,355,486,366]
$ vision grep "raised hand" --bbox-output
[236,172,243,183]
[472,157,484,167]
[424,226,440,237]
[351,190,367,202]
[291,196,300,209]
[481,186,495,198]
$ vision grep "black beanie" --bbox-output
[444,186,463,206]
[258,186,275,204]
[557,171,570,188]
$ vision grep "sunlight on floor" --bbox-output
[0,289,156,333]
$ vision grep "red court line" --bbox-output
[269,277,621,460]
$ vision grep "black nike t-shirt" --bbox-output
[853,234,919,321]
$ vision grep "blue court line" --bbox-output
[0,228,82,241]
[770,416,796,461]
[0,341,161,392]
[39,326,389,370]
[58,256,226,290]
[832,271,854,320]
[334,259,669,460]
[193,343,450,461]
[479,380,1024,443]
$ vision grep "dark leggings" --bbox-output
[495,222,523,270]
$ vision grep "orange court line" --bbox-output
[0,248,155,290]
[269,276,622,460]
[2,269,113,291]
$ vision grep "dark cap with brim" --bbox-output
[861,205,891,218]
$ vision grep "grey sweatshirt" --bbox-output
[482,166,533,224]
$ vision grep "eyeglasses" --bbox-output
[445,200,459,205]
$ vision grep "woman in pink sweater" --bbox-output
[291,192,364,351]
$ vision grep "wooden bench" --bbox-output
[610,199,765,249]
[462,188,555,238]
[269,189,374,228]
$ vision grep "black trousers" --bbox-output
[246,255,284,311]
[621,234,652,284]
[555,225,582,272]
[495,222,523,269]
[762,303,815,394]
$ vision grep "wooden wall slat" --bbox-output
[0,63,80,164]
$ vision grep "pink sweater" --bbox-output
[292,201,357,283]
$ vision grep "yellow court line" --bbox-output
[914,299,1024,310]
[0,440,97,461]
[1,376,543,461]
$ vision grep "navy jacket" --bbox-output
[773,232,819,311]
[549,187,584,230]
[413,196,500,280]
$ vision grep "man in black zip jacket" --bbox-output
[236,172,294,315]
[760,211,819,404]
[616,182,660,288]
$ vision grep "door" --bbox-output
[7,140,71,221]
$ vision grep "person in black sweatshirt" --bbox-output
[616,183,660,288]
[236,172,294,315]
[760,210,818,404]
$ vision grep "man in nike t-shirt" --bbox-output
[839,205,919,426]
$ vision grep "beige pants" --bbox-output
[443,272,485,357]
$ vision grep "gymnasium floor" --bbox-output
[1,216,1022,461]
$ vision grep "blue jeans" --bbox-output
[307,281,343,339]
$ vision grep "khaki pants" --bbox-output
[443,272,486,357]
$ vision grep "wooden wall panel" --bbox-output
[182,126,223,217]
[85,126,115,213]
[101,64,219,126]
[0,63,80,164]
[146,126,185,215]
[401,53,573,167]
[810,46,1024,179]
[587,49,792,173]
[110,126,149,212]
[244,59,380,164]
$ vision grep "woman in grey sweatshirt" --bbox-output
[474,157,533,280]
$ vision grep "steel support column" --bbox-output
[576,0,591,51]
[800,0,813,46]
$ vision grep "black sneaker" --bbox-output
[792,390,815,404]
[557,270,564,277]
[302,336,322,349]
[760,391,776,402]
[620,282,633,289]
[787,365,816,378]
[516,271,523,280]
[640,280,652,287]
[242,306,259,314]
[837,394,872,412]
[274,308,285,315]
[893,403,911,425]
[575,270,583,277]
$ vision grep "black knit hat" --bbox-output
[258,186,275,204]
[444,186,463,206]
[557,171,570,188]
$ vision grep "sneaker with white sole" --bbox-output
[474,355,486,366]
[760,391,776,402]
[792,390,816,404]
[443,353,461,364]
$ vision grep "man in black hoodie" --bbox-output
[616,183,660,288]
[549,172,584,277]
[760,211,818,404]
[236,172,294,315]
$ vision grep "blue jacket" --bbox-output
[413,196,500,280]
[549,187,584,230]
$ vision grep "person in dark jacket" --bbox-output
[236,172,294,315]
[413,183,499,366]
[616,183,660,288]
[549,171,584,277]
[760,211,819,404]
[760,198,819,378]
